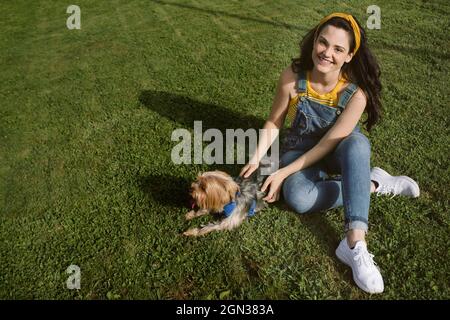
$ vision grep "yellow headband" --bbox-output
[315,13,361,54]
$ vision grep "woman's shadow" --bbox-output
[137,90,347,273]
[137,90,265,209]
[138,90,264,133]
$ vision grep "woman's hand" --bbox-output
[261,169,289,203]
[240,162,259,178]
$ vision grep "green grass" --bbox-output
[0,0,449,299]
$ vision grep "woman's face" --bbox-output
[312,25,354,74]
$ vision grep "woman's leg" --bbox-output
[325,132,384,294]
[281,150,343,214]
[281,132,372,231]
[282,134,372,229]
[324,131,372,234]
[281,135,383,293]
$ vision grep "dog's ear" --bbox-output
[191,182,207,209]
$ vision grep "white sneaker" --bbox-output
[371,167,420,198]
[336,238,384,294]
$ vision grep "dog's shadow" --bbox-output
[138,174,192,210]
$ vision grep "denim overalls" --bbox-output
[280,70,372,232]
[282,70,360,154]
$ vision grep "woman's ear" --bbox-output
[345,52,354,64]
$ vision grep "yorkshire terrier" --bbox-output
[183,168,269,237]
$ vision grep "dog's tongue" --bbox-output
[189,199,196,209]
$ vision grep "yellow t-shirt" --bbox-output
[287,71,347,125]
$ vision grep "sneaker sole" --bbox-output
[335,245,383,294]
[372,167,420,198]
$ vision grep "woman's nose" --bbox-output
[323,47,333,58]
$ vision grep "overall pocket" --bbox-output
[308,115,335,137]
[294,110,310,134]
[281,128,300,151]
[302,102,340,138]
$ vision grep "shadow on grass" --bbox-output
[139,90,352,282]
[138,90,265,132]
[374,41,450,61]
[299,212,356,284]
[273,201,353,281]
[151,0,306,32]
[138,89,265,176]
[138,174,192,209]
[273,201,341,257]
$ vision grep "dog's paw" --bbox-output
[185,210,197,220]
[183,228,200,237]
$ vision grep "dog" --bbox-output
[183,168,269,237]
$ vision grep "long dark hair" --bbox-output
[291,16,381,131]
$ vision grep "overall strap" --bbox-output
[297,70,307,93]
[337,83,359,109]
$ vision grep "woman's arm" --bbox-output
[281,88,368,176]
[261,88,367,202]
[241,67,294,177]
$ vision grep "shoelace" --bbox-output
[353,246,377,269]
[376,183,398,199]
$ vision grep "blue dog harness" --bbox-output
[222,192,257,218]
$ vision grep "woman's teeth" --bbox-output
[319,56,332,63]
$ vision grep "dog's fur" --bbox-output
[183,169,268,237]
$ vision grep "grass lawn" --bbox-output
[0,0,449,299]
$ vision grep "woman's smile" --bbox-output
[318,55,334,65]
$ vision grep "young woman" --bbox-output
[240,13,420,294]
